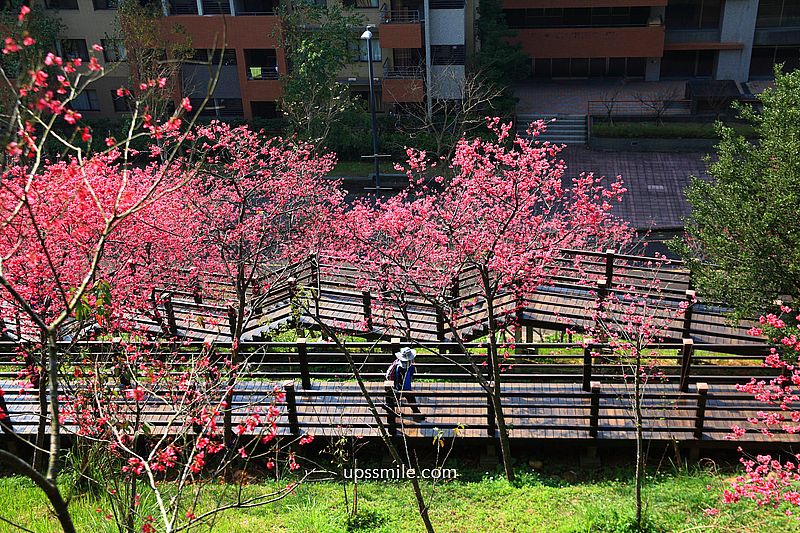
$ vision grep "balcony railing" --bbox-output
[381,9,421,24]
[169,0,199,14]
[202,0,231,14]
[384,66,423,79]
[247,66,279,80]
[429,0,463,9]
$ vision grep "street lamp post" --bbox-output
[361,26,381,191]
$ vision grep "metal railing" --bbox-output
[247,66,279,80]
[587,99,693,119]
[384,66,424,79]
[381,9,421,23]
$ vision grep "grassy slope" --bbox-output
[0,468,796,532]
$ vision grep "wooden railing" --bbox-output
[0,338,781,442]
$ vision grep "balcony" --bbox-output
[511,26,665,58]
[235,0,277,15]
[381,9,421,23]
[382,78,424,103]
[244,49,279,80]
[380,9,424,49]
[384,66,424,79]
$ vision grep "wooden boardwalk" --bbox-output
[1,379,793,444]
[108,250,758,347]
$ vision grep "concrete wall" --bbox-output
[429,8,465,46]
[430,64,465,99]
[715,0,759,81]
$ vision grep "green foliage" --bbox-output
[277,1,365,145]
[676,68,800,316]
[592,121,755,139]
[118,0,192,118]
[473,0,529,114]
[0,1,63,79]
[346,508,388,532]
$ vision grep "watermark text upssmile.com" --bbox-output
[343,465,457,481]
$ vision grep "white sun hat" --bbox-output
[395,347,417,363]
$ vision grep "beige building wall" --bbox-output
[46,0,129,117]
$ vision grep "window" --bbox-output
[750,46,800,78]
[93,0,118,9]
[235,0,277,15]
[665,0,722,30]
[169,0,199,14]
[191,49,237,66]
[430,45,465,65]
[111,90,132,112]
[58,39,90,62]
[101,39,127,62]
[190,98,244,117]
[46,0,79,9]
[756,0,800,28]
[201,0,230,14]
[505,7,650,29]
[531,57,647,78]
[72,90,100,111]
[344,0,378,7]
[244,49,278,80]
[251,101,278,119]
[350,39,381,62]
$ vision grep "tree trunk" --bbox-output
[323,329,436,533]
[34,343,47,473]
[483,276,515,482]
[46,332,60,481]
[634,357,644,529]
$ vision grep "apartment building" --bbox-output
[42,0,130,118]
[43,0,473,118]
[503,0,800,83]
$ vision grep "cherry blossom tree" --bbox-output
[0,10,208,532]
[326,118,630,481]
[714,305,800,516]
[588,263,691,530]
[154,121,343,444]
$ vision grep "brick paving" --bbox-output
[559,146,709,230]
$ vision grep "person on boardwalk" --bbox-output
[386,347,424,420]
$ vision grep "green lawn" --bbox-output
[0,467,795,532]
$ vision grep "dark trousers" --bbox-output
[397,390,421,414]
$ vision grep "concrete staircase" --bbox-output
[517,114,588,145]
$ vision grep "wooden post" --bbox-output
[694,382,708,440]
[362,290,373,332]
[226,305,237,337]
[192,282,203,304]
[287,276,299,332]
[604,249,615,288]
[487,381,496,437]
[390,338,400,359]
[297,338,310,390]
[384,381,397,436]
[590,381,601,438]
[435,306,446,341]
[308,252,319,288]
[679,338,694,393]
[597,278,608,302]
[284,381,300,435]
[682,290,696,339]
[162,292,178,337]
[582,346,593,392]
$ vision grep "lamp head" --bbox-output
[360,29,373,40]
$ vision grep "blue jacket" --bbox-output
[388,360,415,391]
